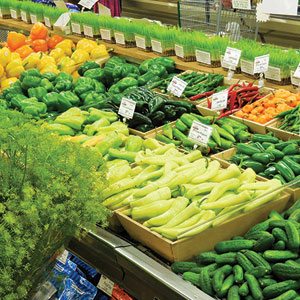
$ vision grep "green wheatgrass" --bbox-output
[43,6,67,24]
[20,1,44,20]
[9,0,22,11]
[70,12,82,26]
[150,25,177,50]
[0,0,11,10]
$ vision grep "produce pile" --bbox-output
[235,90,300,124]
[156,114,251,153]
[229,135,300,184]
[103,144,285,240]
[275,106,300,135]
[172,201,300,300]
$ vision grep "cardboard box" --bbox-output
[267,120,300,141]
[116,192,291,262]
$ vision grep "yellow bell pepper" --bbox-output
[49,48,65,63]
[22,52,41,69]
[0,65,4,78]
[71,49,90,64]
[76,38,97,54]
[55,39,75,56]
[38,56,56,70]
[6,60,25,78]
[90,45,108,59]
[0,47,12,67]
[58,57,76,74]
[1,77,18,90]
[72,70,80,81]
[40,64,59,74]
[11,52,21,60]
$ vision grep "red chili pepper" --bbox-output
[228,83,242,93]
[207,98,212,108]
[236,86,259,94]
[189,91,214,101]
[217,108,240,119]
[228,91,237,110]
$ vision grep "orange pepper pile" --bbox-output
[6,23,63,58]
[235,89,300,124]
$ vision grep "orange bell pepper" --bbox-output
[47,35,64,49]
[7,32,26,51]
[30,22,48,40]
[14,45,34,59]
[31,39,48,52]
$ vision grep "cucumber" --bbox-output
[253,233,275,252]
[232,236,245,240]
[269,290,298,300]
[237,252,255,272]
[273,241,286,250]
[245,296,255,300]
[272,263,300,279]
[233,265,244,283]
[263,280,300,299]
[289,208,300,223]
[239,282,249,297]
[171,261,198,274]
[272,228,288,243]
[189,267,202,274]
[269,210,284,220]
[219,274,234,298]
[246,220,270,235]
[212,265,232,293]
[263,250,298,262]
[269,220,287,230]
[285,221,300,252]
[215,240,255,254]
[285,260,300,267]
[195,251,218,265]
[228,285,240,300]
[248,266,270,278]
[202,263,218,275]
[215,253,237,265]
[258,278,277,288]
[244,250,271,271]
[182,272,201,287]
[199,268,213,296]
[245,273,263,300]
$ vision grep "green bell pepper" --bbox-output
[23,101,47,117]
[58,91,80,111]
[42,92,59,110]
[54,80,73,92]
[28,87,48,102]
[139,59,153,74]
[84,68,105,82]
[79,61,100,76]
[40,78,54,92]
[109,77,138,94]
[21,76,42,90]
[148,64,167,77]
[138,71,156,86]
[152,57,175,73]
[10,94,28,109]
[93,80,106,94]
[54,72,73,84]
[42,72,57,82]
[20,69,41,81]
[83,92,106,106]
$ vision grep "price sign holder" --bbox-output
[254,54,269,88]
[78,0,98,9]
[294,63,300,79]
[211,90,228,111]
[54,12,71,28]
[167,76,188,98]
[188,121,213,147]
[223,47,241,80]
[118,97,136,121]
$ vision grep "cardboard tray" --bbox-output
[212,148,300,201]
[116,191,291,262]
[267,120,300,141]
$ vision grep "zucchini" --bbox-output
[215,253,237,265]
[233,265,244,283]
[269,290,298,300]
[244,250,271,271]
[258,278,277,288]
[285,221,300,252]
[272,263,300,279]
[215,240,255,254]
[239,282,250,297]
[248,266,270,278]
[228,285,240,300]
[195,251,218,265]
[219,274,234,298]
[212,265,232,294]
[272,228,288,243]
[263,250,298,262]
[182,272,201,287]
[273,241,286,250]
[263,280,300,299]
[237,252,255,272]
[199,268,214,296]
[245,273,263,300]
[171,261,198,274]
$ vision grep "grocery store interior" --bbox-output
[0,0,300,299]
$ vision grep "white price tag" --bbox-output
[100,29,111,40]
[54,12,70,27]
[97,275,114,296]
[135,35,146,49]
[195,50,211,65]
[21,11,28,22]
[83,25,93,37]
[211,90,228,111]
[30,14,37,24]
[291,71,300,86]
[71,22,81,34]
[10,9,17,19]
[115,32,125,45]
[79,0,98,9]
[44,17,51,27]
[57,250,69,264]
[167,76,188,98]
[294,63,300,79]
[188,121,213,146]
[175,44,184,58]
[241,59,254,75]
[265,66,281,82]
[232,0,251,10]
[223,47,241,68]
[253,54,269,74]
[151,40,162,53]
[118,97,136,119]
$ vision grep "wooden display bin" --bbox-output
[116,191,291,262]
[267,120,300,141]
[129,122,176,138]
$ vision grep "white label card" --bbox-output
[10,9,17,19]
[135,35,146,49]
[100,29,111,40]
[291,71,300,86]
[79,0,98,9]
[195,50,211,65]
[97,275,114,296]
[265,66,281,82]
[253,54,269,74]
[260,0,298,16]
[21,11,28,22]
[294,63,300,79]
[57,250,69,264]
[232,0,251,10]
[98,3,111,15]
[188,121,213,146]
[151,40,162,53]
[44,17,51,27]
[71,22,81,34]
[175,44,184,58]
[83,25,93,37]
[54,12,71,27]
[115,32,125,45]
[241,59,254,75]
[223,47,241,68]
[30,14,37,24]
[211,90,228,111]
[167,76,188,98]
[118,97,136,119]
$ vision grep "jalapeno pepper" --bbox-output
[275,161,295,182]
[252,153,274,164]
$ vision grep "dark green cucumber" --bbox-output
[228,285,240,300]
[239,282,249,297]
[199,268,214,296]
[245,273,263,300]
[244,250,271,272]
[269,290,298,300]
[215,240,255,254]
[195,251,218,265]
[219,274,235,298]
[212,265,232,294]
[272,228,288,243]
[263,250,298,262]
[233,265,244,283]
[285,221,300,252]
[272,263,300,279]
[215,253,237,265]
[182,272,201,287]
[263,280,300,299]
[258,278,277,288]
[273,241,286,250]
[171,261,198,274]
[246,220,270,235]
[237,252,255,272]
[248,266,271,278]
